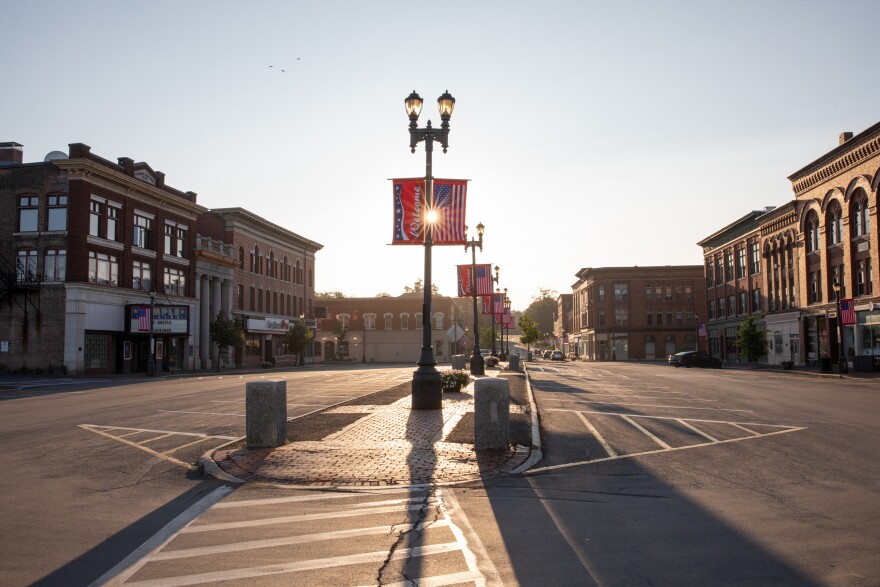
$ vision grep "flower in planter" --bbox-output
[441,369,471,389]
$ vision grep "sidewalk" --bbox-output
[202,368,538,488]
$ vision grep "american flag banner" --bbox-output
[493,293,505,315]
[430,179,467,245]
[392,178,425,245]
[134,306,151,332]
[502,307,513,328]
[481,296,493,315]
[840,299,856,325]
[457,264,494,297]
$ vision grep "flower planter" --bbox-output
[443,383,462,393]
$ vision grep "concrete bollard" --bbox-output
[474,378,509,450]
[508,354,520,372]
[246,380,288,448]
[451,354,466,370]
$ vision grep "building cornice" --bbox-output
[208,207,324,252]
[788,121,880,196]
[53,158,206,218]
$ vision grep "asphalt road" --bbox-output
[0,365,415,586]
[453,361,880,586]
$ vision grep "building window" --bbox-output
[725,251,733,282]
[133,213,154,250]
[614,284,628,301]
[675,310,683,326]
[132,260,152,291]
[718,297,725,317]
[709,300,715,320]
[738,292,747,315]
[646,284,653,300]
[44,248,66,281]
[164,224,174,255]
[364,313,376,330]
[686,308,694,326]
[852,197,869,237]
[656,308,662,325]
[598,285,605,302]
[737,248,746,279]
[665,286,673,301]
[646,309,653,326]
[249,287,255,311]
[809,271,821,304]
[239,247,245,269]
[401,313,409,329]
[384,313,393,329]
[47,194,67,231]
[433,312,444,329]
[706,263,714,288]
[337,314,350,329]
[18,196,38,232]
[827,206,843,245]
[598,309,606,326]
[238,285,244,310]
[164,267,186,296]
[750,242,761,274]
[727,295,734,317]
[265,290,271,312]
[251,246,260,274]
[415,313,423,329]
[16,248,38,282]
[752,288,761,313]
[715,259,723,286]
[89,200,102,236]
[88,251,118,286]
[309,269,314,287]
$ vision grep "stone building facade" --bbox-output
[571,266,707,361]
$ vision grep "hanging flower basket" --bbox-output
[441,369,471,392]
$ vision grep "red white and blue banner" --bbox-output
[431,180,467,245]
[502,307,513,328]
[392,178,424,245]
[133,306,151,332]
[457,264,494,297]
[392,178,467,245]
[840,299,856,325]
[481,294,505,315]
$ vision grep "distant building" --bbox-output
[553,294,572,354]
[571,266,707,361]
[314,295,470,363]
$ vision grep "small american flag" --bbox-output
[840,299,856,325]
[135,307,151,332]
[430,180,467,245]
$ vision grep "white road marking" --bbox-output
[549,399,753,412]
[359,571,483,587]
[677,418,719,442]
[78,425,239,440]
[621,414,672,449]
[123,543,464,587]
[214,488,429,509]
[731,422,761,436]
[527,426,806,474]
[157,409,245,417]
[575,412,618,458]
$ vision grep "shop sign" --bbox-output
[126,305,190,334]
[247,317,298,333]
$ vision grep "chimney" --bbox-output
[117,157,135,175]
[0,142,24,165]
[69,143,92,158]
[839,132,853,145]
[156,171,165,187]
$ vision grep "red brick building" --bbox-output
[571,266,707,361]
[196,208,322,368]
[0,142,202,374]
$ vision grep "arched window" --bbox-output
[282,255,289,281]
[851,190,870,237]
[268,251,275,278]
[251,245,260,273]
[415,313,423,329]
[400,313,410,329]
[295,260,302,285]
[826,204,843,245]
[805,212,820,252]
[239,247,245,269]
[337,313,350,329]
[364,313,376,330]
[384,313,393,329]
[433,312,444,329]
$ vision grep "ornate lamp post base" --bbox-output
[470,353,485,375]
[412,366,442,409]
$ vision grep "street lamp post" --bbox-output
[504,296,511,356]
[490,267,500,357]
[832,280,847,374]
[498,287,509,360]
[406,89,455,410]
[464,223,485,375]
[146,289,156,377]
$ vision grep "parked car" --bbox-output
[543,350,552,359]
[668,351,722,369]
[551,350,565,361]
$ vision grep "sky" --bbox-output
[4,1,879,312]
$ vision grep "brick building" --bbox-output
[571,266,707,361]
[314,294,470,363]
[553,293,572,355]
[195,208,322,368]
[0,142,202,374]
[698,121,880,370]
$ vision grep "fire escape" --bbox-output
[0,254,42,345]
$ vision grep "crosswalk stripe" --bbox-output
[124,542,463,587]
[358,570,482,587]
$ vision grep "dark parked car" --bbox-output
[551,350,565,361]
[543,350,552,359]
[668,351,722,368]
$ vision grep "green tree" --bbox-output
[209,311,244,369]
[479,326,496,352]
[402,278,441,296]
[285,321,314,366]
[334,319,349,360]
[315,291,346,299]
[518,313,541,351]
[736,316,767,362]
[524,289,558,335]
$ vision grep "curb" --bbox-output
[509,364,542,474]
